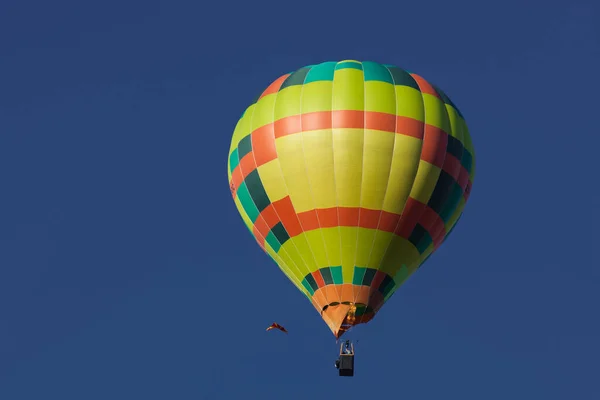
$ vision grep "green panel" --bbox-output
[379,274,393,294]
[462,149,473,173]
[409,224,433,254]
[352,267,366,285]
[229,148,239,172]
[363,61,394,83]
[382,277,395,297]
[271,222,290,245]
[330,266,343,284]
[237,135,252,159]
[335,61,363,71]
[302,278,315,295]
[236,182,259,222]
[385,66,419,91]
[439,182,463,222]
[245,170,270,213]
[304,61,336,83]
[265,231,281,253]
[320,267,334,285]
[361,268,376,286]
[304,273,319,292]
[417,231,433,254]
[280,67,311,90]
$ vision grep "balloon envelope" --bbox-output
[227,60,476,338]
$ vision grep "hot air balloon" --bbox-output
[227,60,475,340]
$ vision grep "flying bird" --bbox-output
[266,322,288,333]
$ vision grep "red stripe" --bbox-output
[457,166,469,190]
[312,270,325,288]
[442,153,462,181]
[419,206,446,248]
[395,198,427,238]
[252,217,270,242]
[410,74,441,98]
[260,204,280,230]
[272,197,303,237]
[238,152,257,179]
[421,126,447,168]
[371,270,386,292]
[252,123,277,167]
[271,111,425,139]
[230,167,244,198]
[258,74,289,100]
[379,211,401,233]
[358,208,380,229]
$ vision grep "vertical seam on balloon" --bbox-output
[377,70,426,299]
[364,64,397,315]
[245,89,314,300]
[296,66,334,307]
[431,86,453,246]
[266,75,328,312]
[329,63,343,304]
[351,62,367,308]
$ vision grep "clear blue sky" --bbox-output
[1,0,598,399]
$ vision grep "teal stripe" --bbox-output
[462,150,473,173]
[280,67,312,90]
[335,61,363,71]
[417,231,433,253]
[440,182,463,222]
[352,266,366,285]
[236,182,260,222]
[363,61,394,84]
[384,66,420,91]
[302,278,315,296]
[330,266,343,284]
[229,148,239,172]
[304,61,336,83]
[265,231,281,252]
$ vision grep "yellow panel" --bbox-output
[364,81,396,114]
[301,81,333,113]
[266,246,307,295]
[360,129,395,210]
[281,236,314,276]
[382,135,422,214]
[445,105,464,142]
[410,160,441,205]
[302,129,337,209]
[385,264,416,300]
[257,159,288,203]
[304,229,329,271]
[233,195,252,230]
[366,230,394,269]
[276,134,314,213]
[251,93,278,130]
[333,128,363,208]
[278,240,312,281]
[321,227,342,267]
[230,104,255,152]
[422,93,451,133]
[379,236,421,276]
[332,68,364,111]
[394,86,425,121]
[277,245,307,283]
[274,86,302,120]
[339,227,357,282]
[354,227,376,267]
